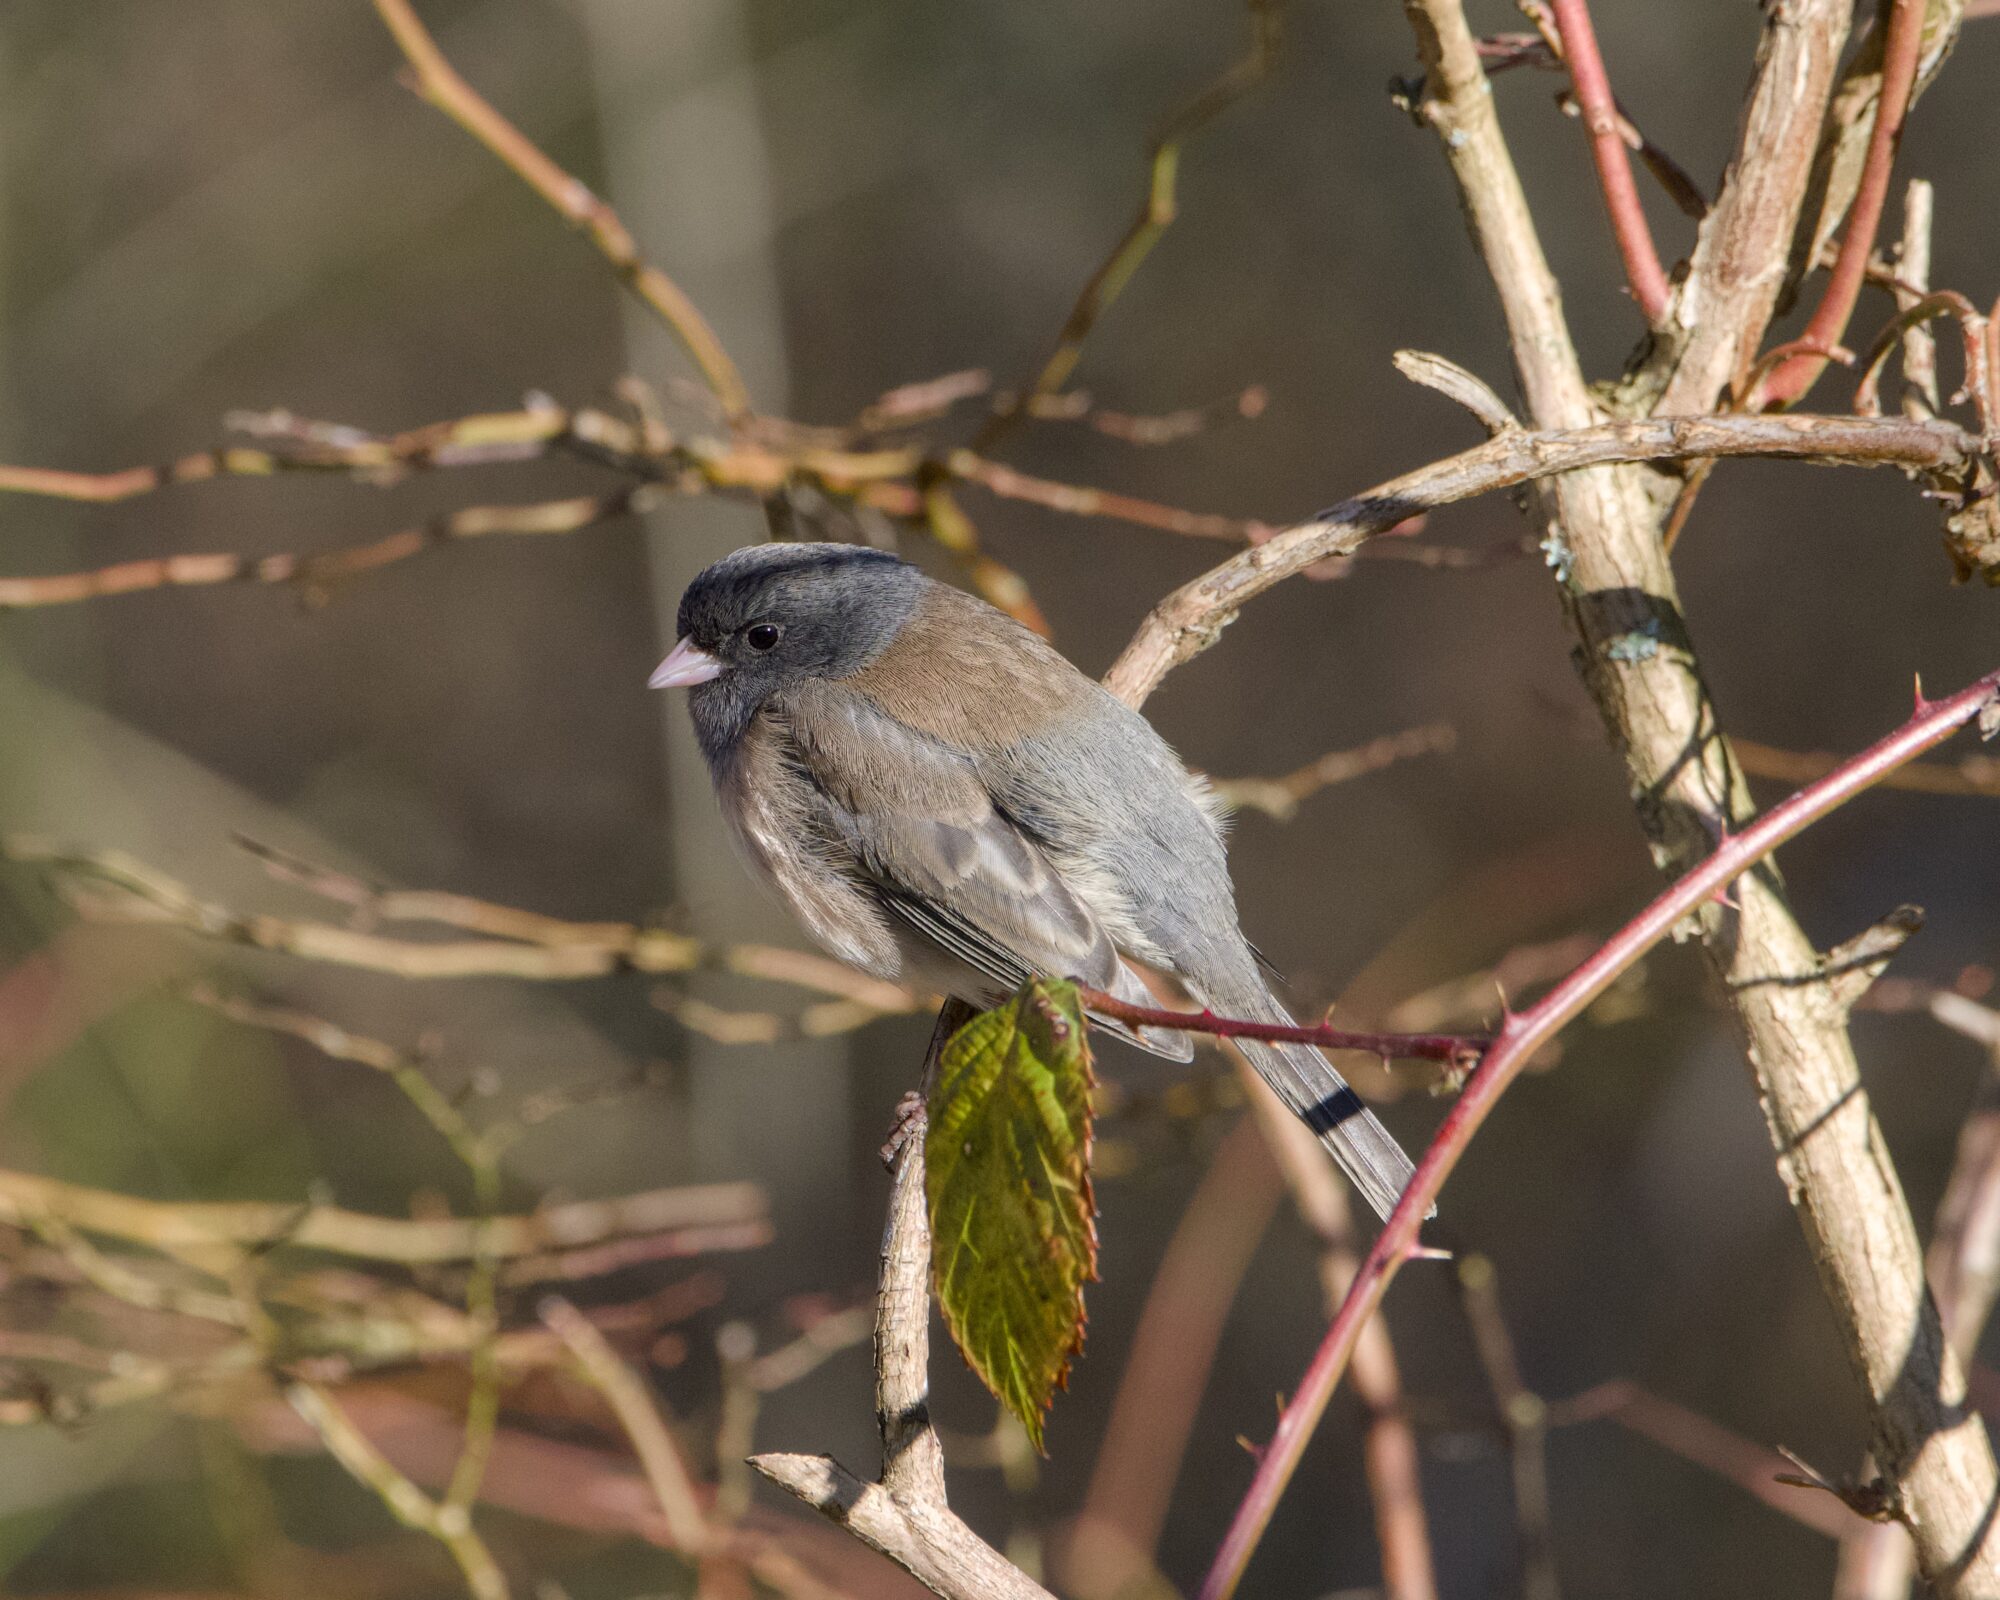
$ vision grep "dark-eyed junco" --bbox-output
[651,543,1415,1219]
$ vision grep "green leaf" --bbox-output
[925,978,1097,1452]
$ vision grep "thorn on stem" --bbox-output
[1774,1445,1900,1523]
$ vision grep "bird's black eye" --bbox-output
[745,622,782,652]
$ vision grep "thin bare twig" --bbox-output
[0,405,572,501]
[947,450,1274,545]
[0,489,657,610]
[1078,989,1483,1069]
[542,1297,708,1551]
[976,0,1280,448]
[5,837,916,1012]
[190,987,496,1168]
[288,1379,510,1600]
[240,1387,880,1600]
[369,0,750,417]
[0,396,912,528]
[0,1163,766,1267]
[1734,735,2000,797]
[854,369,993,433]
[1456,1256,1559,1600]
[1048,384,1269,447]
[1208,723,1458,821]
[1063,1116,1282,1600]
[1469,18,1706,220]
[1544,0,1671,321]
[193,988,510,1515]
[1551,96,1708,224]
[18,1210,250,1327]
[1548,1381,1862,1540]
[1233,1053,1438,1600]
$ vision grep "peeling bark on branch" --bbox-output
[1650,0,1853,413]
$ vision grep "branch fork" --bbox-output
[752,1005,1054,1600]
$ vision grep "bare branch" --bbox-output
[4,838,917,1013]
[1102,409,1987,703]
[542,1297,709,1552]
[947,449,1273,545]
[1544,0,1672,322]
[1838,982,2000,1595]
[1735,735,2000,797]
[0,405,571,501]
[1079,987,1482,1069]
[1207,722,1458,822]
[1234,1054,1438,1600]
[288,1379,510,1600]
[1653,0,1853,414]
[1456,1256,1559,1600]
[0,489,658,610]
[1548,1381,1862,1540]
[1044,384,1269,447]
[369,0,751,417]
[857,370,993,434]
[1392,349,1518,434]
[744,1306,876,1396]
[0,1164,767,1267]
[1896,179,1942,417]
[753,1003,1056,1600]
[977,0,1280,448]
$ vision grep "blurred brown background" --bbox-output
[2,2,1997,1595]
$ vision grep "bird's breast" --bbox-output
[711,716,903,981]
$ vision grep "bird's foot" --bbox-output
[880,1088,928,1170]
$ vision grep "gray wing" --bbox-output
[778,682,1190,1058]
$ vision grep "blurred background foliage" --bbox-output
[0,2,1997,1596]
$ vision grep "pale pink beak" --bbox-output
[649,637,726,689]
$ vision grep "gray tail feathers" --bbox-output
[1234,1035,1419,1221]
[1198,982,1421,1222]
